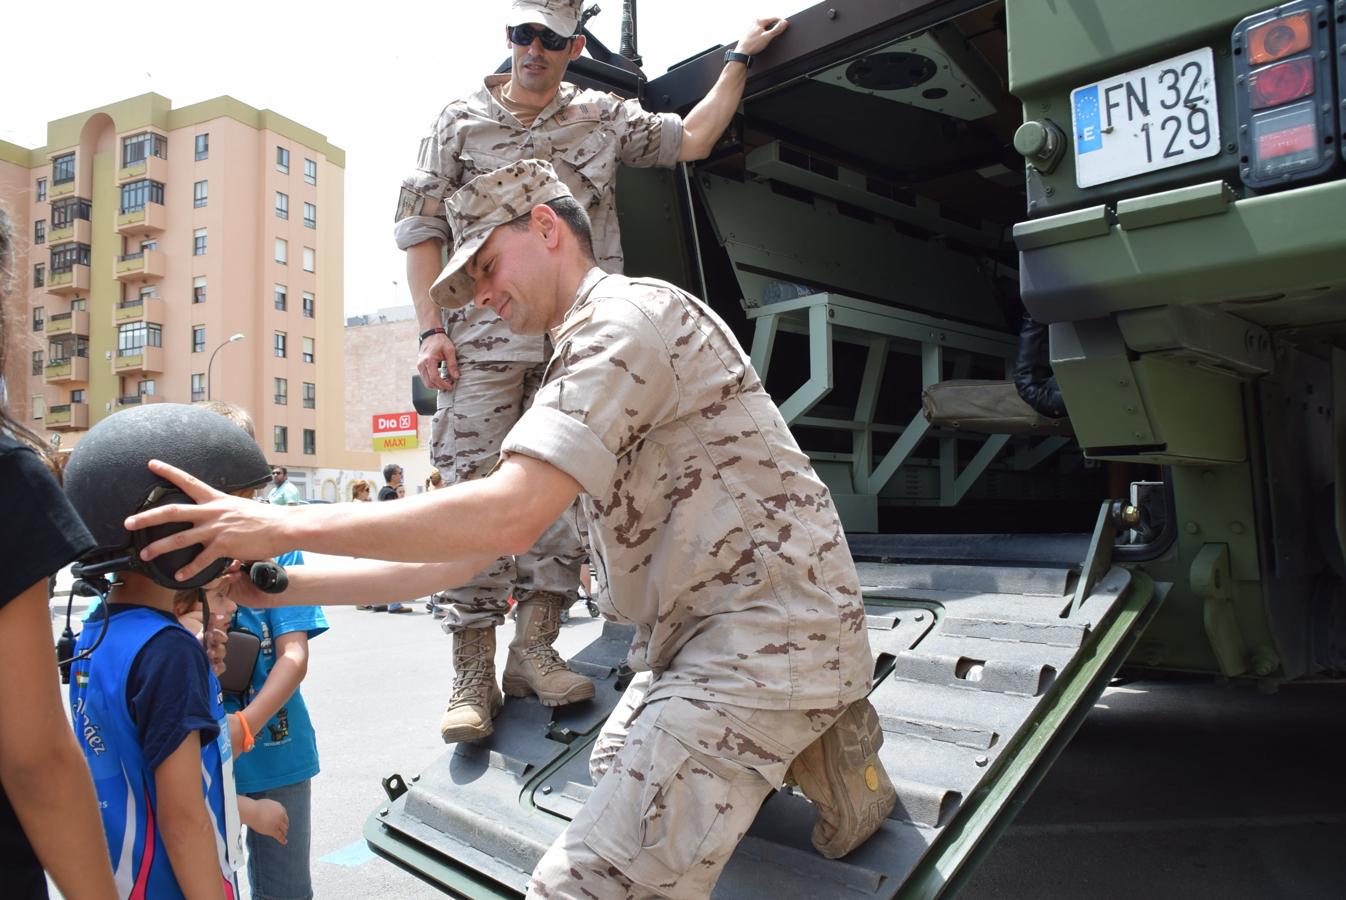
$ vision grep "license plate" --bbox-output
[1070,47,1221,189]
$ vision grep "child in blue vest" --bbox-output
[61,402,282,898]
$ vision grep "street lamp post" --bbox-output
[206,333,245,400]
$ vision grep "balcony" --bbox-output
[114,250,165,282]
[48,178,76,200]
[45,309,90,338]
[47,264,90,295]
[47,218,91,245]
[117,154,167,185]
[46,403,90,431]
[116,203,166,236]
[113,345,164,375]
[114,295,165,324]
[45,355,89,383]
[115,393,166,409]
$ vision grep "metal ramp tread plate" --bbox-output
[367,562,1157,899]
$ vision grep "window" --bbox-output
[33,264,44,288]
[195,133,209,160]
[49,243,91,273]
[303,158,316,185]
[32,351,43,376]
[302,337,314,364]
[117,322,162,356]
[301,291,314,318]
[274,425,288,453]
[192,325,206,353]
[32,396,43,420]
[275,192,289,220]
[52,153,75,185]
[193,180,208,208]
[302,381,315,409]
[138,380,156,396]
[120,179,164,214]
[71,389,85,404]
[137,285,158,302]
[274,377,288,405]
[32,307,43,332]
[303,429,315,455]
[35,177,47,201]
[34,220,45,245]
[192,276,207,304]
[191,373,205,402]
[303,202,316,228]
[72,298,88,311]
[274,331,287,358]
[50,197,91,229]
[121,132,167,166]
[194,228,207,256]
[276,146,290,174]
[302,247,314,272]
[274,238,287,264]
[274,284,288,310]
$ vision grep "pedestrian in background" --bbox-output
[267,466,301,505]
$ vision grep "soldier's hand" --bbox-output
[419,332,460,391]
[736,17,789,56]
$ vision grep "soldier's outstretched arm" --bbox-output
[124,455,582,583]
[678,17,789,160]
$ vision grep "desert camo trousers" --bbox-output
[526,672,845,900]
[430,359,585,632]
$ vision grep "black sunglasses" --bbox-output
[509,24,573,52]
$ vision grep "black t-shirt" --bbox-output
[0,435,95,898]
[378,485,399,501]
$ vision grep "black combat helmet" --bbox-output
[63,403,271,588]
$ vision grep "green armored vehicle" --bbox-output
[369,1,1346,895]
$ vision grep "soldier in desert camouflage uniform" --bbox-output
[128,160,900,899]
[395,0,792,745]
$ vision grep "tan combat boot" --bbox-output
[439,627,503,743]
[786,697,897,859]
[501,591,596,707]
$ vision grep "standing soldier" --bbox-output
[394,0,790,743]
[128,159,898,898]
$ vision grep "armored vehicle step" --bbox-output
[365,538,1162,898]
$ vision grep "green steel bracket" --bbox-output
[1192,543,1247,677]
[365,811,513,900]
[1070,501,1121,617]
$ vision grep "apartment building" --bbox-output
[0,92,376,494]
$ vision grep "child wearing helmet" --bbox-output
[64,402,276,898]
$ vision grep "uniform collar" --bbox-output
[480,74,577,129]
[550,266,609,343]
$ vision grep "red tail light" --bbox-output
[1247,10,1311,64]
[1248,57,1315,109]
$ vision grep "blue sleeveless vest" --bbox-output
[70,606,242,899]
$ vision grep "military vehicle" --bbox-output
[369,0,1346,895]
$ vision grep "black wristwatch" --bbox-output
[419,326,447,344]
[724,49,753,68]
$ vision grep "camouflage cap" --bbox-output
[429,159,575,308]
[505,0,583,37]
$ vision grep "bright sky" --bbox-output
[2,0,761,319]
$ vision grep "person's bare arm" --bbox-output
[0,582,118,900]
[236,631,307,740]
[407,239,459,390]
[126,454,581,583]
[155,733,228,899]
[678,17,789,161]
[237,796,288,845]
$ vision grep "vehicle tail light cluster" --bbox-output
[1232,1,1338,190]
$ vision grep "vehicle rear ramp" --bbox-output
[367,525,1163,898]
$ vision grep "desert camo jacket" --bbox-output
[502,269,875,710]
[394,75,683,363]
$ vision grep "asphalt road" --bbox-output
[52,560,1346,899]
